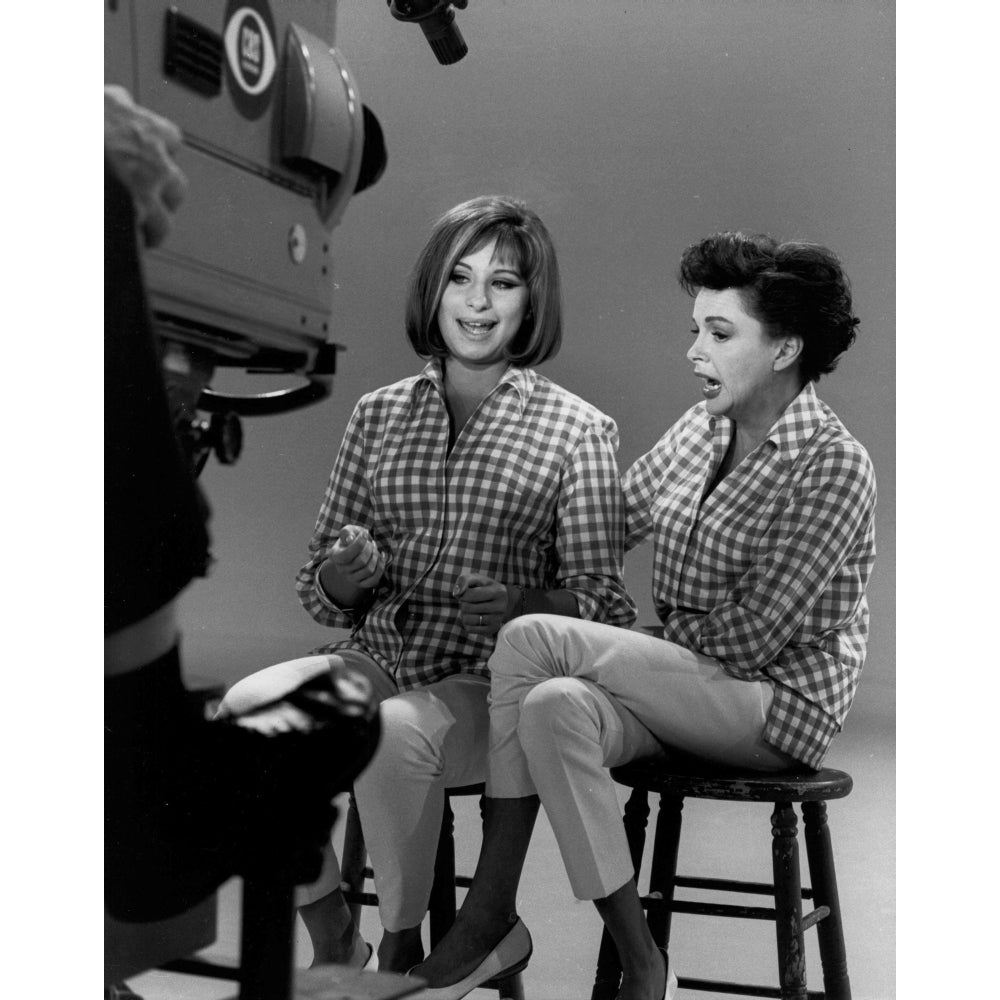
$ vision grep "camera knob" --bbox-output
[210,411,243,465]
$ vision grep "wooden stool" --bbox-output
[342,783,526,1000]
[591,754,854,1000]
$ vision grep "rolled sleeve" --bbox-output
[295,398,378,629]
[555,422,636,628]
[623,420,685,552]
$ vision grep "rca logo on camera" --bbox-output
[224,0,276,119]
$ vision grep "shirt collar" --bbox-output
[763,381,825,462]
[413,359,535,417]
[416,358,446,397]
[705,381,824,464]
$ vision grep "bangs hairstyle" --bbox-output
[678,231,860,384]
[405,195,563,366]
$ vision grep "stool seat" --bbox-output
[611,754,853,802]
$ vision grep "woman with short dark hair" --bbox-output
[217,195,635,972]
[678,231,860,384]
[412,231,877,1000]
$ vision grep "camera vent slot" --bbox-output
[164,8,223,97]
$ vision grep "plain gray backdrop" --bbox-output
[181,0,895,726]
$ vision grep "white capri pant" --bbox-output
[487,614,794,901]
[218,652,490,931]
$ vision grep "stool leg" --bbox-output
[591,787,653,1000]
[239,870,296,1000]
[803,801,852,1000]
[646,793,683,950]
[771,802,808,1000]
[429,796,456,949]
[625,787,653,877]
[341,793,367,929]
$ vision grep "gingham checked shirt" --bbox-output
[296,361,636,689]
[624,382,876,768]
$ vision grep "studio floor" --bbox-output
[121,689,894,1000]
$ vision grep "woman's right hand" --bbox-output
[327,525,385,589]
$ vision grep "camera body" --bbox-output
[106,0,385,459]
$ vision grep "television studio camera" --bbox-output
[105,4,472,993]
[105,0,470,473]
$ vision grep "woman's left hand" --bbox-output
[453,573,515,637]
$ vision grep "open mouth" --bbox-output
[459,320,496,335]
[701,377,722,400]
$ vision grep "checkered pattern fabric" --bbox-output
[624,382,876,768]
[297,361,636,691]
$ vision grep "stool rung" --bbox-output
[643,896,831,929]
[343,890,380,907]
[677,976,825,998]
[675,874,814,900]
[642,896,776,920]
[159,957,240,982]
[801,905,831,930]
[345,868,479,894]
